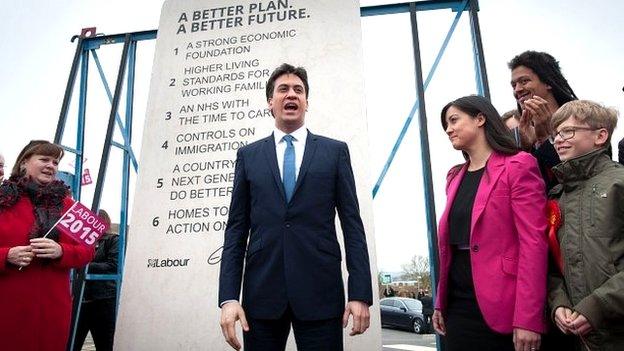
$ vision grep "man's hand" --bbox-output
[342,301,370,336]
[513,328,541,351]
[518,109,538,150]
[219,301,249,350]
[432,309,446,335]
[569,311,593,336]
[554,306,574,334]
[522,96,555,142]
[30,238,63,259]
[7,245,34,267]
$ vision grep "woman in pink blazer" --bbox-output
[432,95,548,351]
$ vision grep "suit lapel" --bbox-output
[262,133,287,202]
[470,152,506,234]
[292,131,318,198]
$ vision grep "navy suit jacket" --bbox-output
[218,131,373,321]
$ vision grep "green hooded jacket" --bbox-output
[548,148,624,350]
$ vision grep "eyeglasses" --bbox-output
[549,126,598,144]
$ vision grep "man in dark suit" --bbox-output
[418,290,433,333]
[218,63,373,351]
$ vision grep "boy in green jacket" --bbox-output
[548,100,624,350]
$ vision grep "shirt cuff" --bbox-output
[220,300,238,308]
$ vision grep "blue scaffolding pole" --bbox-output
[53,29,156,350]
[363,1,489,349]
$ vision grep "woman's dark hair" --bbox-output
[508,51,577,109]
[441,95,519,158]
[97,209,112,228]
[11,140,64,178]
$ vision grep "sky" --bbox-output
[1,0,623,272]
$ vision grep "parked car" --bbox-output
[379,297,426,334]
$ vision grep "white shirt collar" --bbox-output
[274,125,307,144]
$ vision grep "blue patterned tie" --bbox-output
[282,135,296,202]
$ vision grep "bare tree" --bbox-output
[401,255,431,291]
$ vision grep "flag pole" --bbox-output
[43,201,78,239]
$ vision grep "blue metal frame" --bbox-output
[92,50,138,171]
[117,39,137,313]
[73,49,89,199]
[468,0,491,99]
[370,0,469,197]
[55,30,156,350]
[361,2,489,349]
[361,0,468,16]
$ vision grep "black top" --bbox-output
[84,233,119,301]
[419,295,433,315]
[448,248,479,309]
[449,167,485,247]
[532,142,560,193]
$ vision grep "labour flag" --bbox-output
[50,201,109,246]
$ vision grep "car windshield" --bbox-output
[402,299,421,311]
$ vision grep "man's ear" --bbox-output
[267,98,275,118]
[595,128,609,147]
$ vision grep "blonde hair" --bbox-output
[551,100,619,144]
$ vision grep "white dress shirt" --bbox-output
[274,125,307,181]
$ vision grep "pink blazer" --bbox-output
[434,151,548,334]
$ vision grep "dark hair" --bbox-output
[11,140,64,177]
[265,63,309,101]
[501,109,520,122]
[441,95,519,158]
[508,51,577,109]
[97,209,112,228]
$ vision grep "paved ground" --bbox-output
[79,333,95,351]
[80,329,437,350]
[382,328,437,351]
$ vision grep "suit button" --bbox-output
[285,222,291,228]
[472,245,479,252]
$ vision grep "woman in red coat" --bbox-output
[0,140,94,351]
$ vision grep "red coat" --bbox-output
[0,196,94,351]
